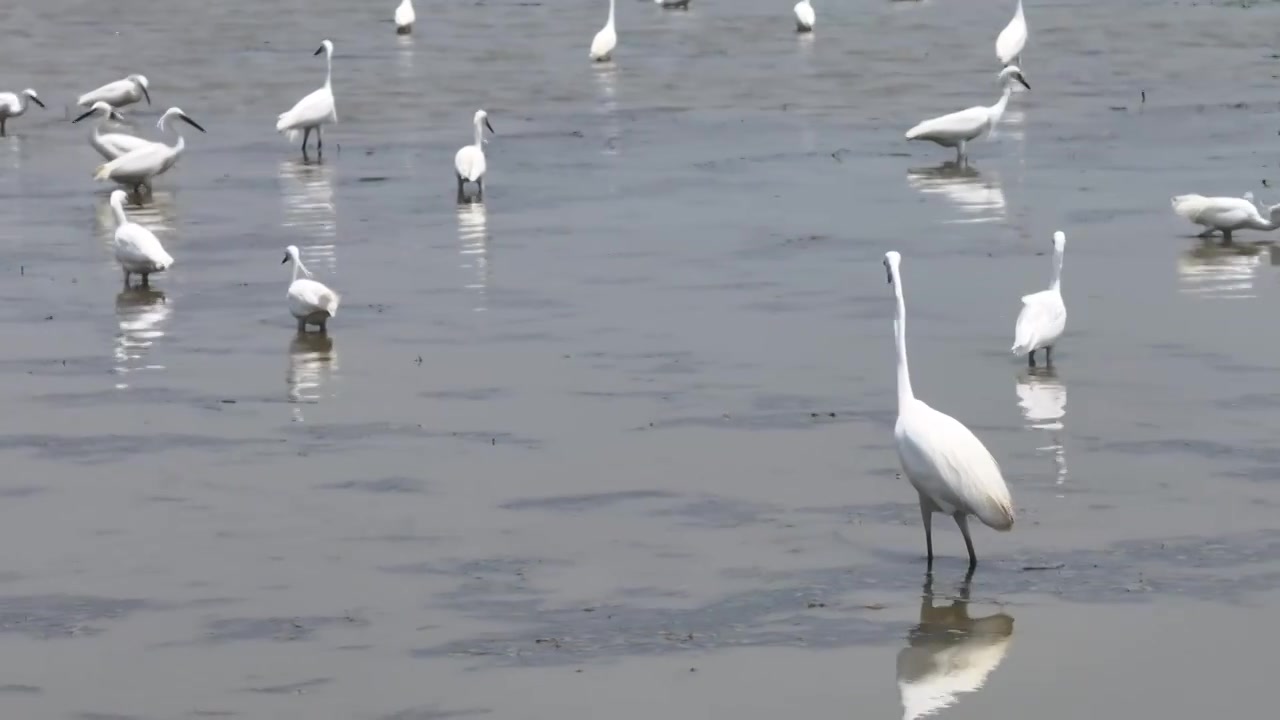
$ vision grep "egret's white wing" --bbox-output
[906,106,990,142]
[96,143,168,181]
[794,2,815,28]
[896,401,1014,530]
[395,0,416,27]
[995,16,1026,65]
[96,131,154,161]
[1188,196,1262,228]
[290,278,340,316]
[78,79,134,107]
[1012,290,1065,355]
[115,222,173,269]
[455,146,486,182]
[277,86,335,131]
[590,26,616,60]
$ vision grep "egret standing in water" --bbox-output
[283,245,340,333]
[77,75,151,109]
[72,101,150,161]
[0,88,45,136]
[885,252,1015,570]
[1012,231,1067,368]
[996,0,1027,67]
[109,190,173,287]
[794,0,815,32]
[905,66,1030,164]
[455,109,495,203]
[94,107,206,197]
[590,0,617,62]
[277,39,337,155]
[1171,193,1280,245]
[395,0,415,34]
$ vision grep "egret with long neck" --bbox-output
[590,0,618,62]
[905,66,1030,164]
[1011,231,1068,367]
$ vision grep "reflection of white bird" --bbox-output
[78,75,151,109]
[906,163,1007,224]
[109,190,174,287]
[905,67,1030,164]
[277,39,337,155]
[1171,193,1280,245]
[0,88,45,136]
[885,252,1015,570]
[94,107,206,196]
[995,0,1027,67]
[114,287,171,389]
[1012,231,1067,367]
[395,0,415,33]
[590,0,617,62]
[1177,244,1265,300]
[457,202,490,311]
[897,577,1014,720]
[72,102,150,161]
[455,109,495,202]
[794,0,815,32]
[283,244,340,332]
[288,332,338,404]
[1016,372,1065,429]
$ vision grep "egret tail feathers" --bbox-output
[93,164,109,181]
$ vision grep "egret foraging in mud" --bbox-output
[78,74,151,109]
[1012,231,1067,368]
[395,0,415,34]
[590,0,617,61]
[277,39,337,155]
[794,0,815,32]
[905,66,1030,163]
[0,89,45,136]
[72,101,150,161]
[1171,193,1280,245]
[996,0,1027,67]
[109,190,173,287]
[283,245,341,332]
[455,109,495,202]
[94,107,206,196]
[885,252,1015,570]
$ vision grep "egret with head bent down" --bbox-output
[1012,231,1067,368]
[0,89,45,136]
[78,75,151,109]
[794,1,815,32]
[94,107,206,196]
[277,39,337,155]
[905,66,1030,164]
[109,190,173,287]
[885,252,1015,570]
[455,109,495,202]
[72,102,150,161]
[1172,193,1280,245]
[283,245,341,333]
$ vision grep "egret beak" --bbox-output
[30,96,45,109]
[282,254,290,264]
[180,114,207,133]
[1016,74,1031,91]
[484,117,495,134]
[110,110,125,122]
[314,45,325,56]
[885,265,893,284]
[72,108,95,123]
[141,86,152,106]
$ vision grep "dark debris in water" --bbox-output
[244,677,332,694]
[0,595,148,639]
[379,707,492,720]
[200,614,366,644]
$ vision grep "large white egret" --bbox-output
[590,0,617,62]
[995,0,1027,67]
[109,190,173,287]
[794,0,815,32]
[905,66,1030,164]
[277,39,337,154]
[94,107,206,196]
[1172,193,1280,245]
[395,0,415,34]
[885,251,1015,570]
[0,89,45,136]
[78,75,151,109]
[283,245,341,332]
[72,102,150,161]
[1012,231,1067,367]
[455,109,495,202]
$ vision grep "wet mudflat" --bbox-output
[0,0,1278,717]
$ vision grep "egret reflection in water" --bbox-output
[456,202,489,312]
[287,332,338,411]
[592,63,620,155]
[896,575,1015,720]
[907,163,1006,224]
[279,158,338,279]
[1177,243,1268,301]
[114,287,171,390]
[1016,368,1067,486]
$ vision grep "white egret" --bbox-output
[590,0,617,62]
[109,190,173,287]
[1011,231,1067,367]
[72,101,150,161]
[277,39,337,155]
[283,245,340,332]
[94,107,206,196]
[794,0,815,32]
[1172,193,1280,245]
[905,66,1030,164]
[995,0,1027,67]
[395,0,415,34]
[885,251,1015,570]
[78,75,151,109]
[0,89,45,136]
[455,109,495,202]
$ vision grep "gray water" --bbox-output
[0,0,1278,717]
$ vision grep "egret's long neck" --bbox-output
[473,119,484,148]
[988,86,1013,128]
[607,0,615,26]
[13,97,27,117]
[292,258,304,283]
[325,49,333,88]
[1050,247,1064,292]
[110,199,127,227]
[892,278,914,408]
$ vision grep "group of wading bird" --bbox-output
[0,0,1253,569]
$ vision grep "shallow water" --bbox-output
[0,0,1279,718]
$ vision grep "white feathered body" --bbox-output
[995,1,1026,66]
[95,141,181,185]
[906,106,994,148]
[78,78,146,108]
[590,24,616,61]
[1012,289,1065,356]
[91,125,152,162]
[114,222,173,275]
[395,0,416,32]
[895,400,1015,531]
[0,92,30,119]
[288,278,340,322]
[455,145,486,183]
[1171,194,1274,233]
[277,85,336,142]
[794,1,815,31]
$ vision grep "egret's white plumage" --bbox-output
[283,245,340,332]
[455,109,495,202]
[885,251,1015,570]
[395,0,416,34]
[72,101,150,161]
[794,0,815,32]
[1172,192,1280,244]
[78,75,151,109]
[905,66,1030,163]
[109,190,173,287]
[1011,231,1067,367]
[94,107,206,195]
[995,0,1027,67]
[590,0,618,61]
[277,39,337,154]
[0,89,45,136]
